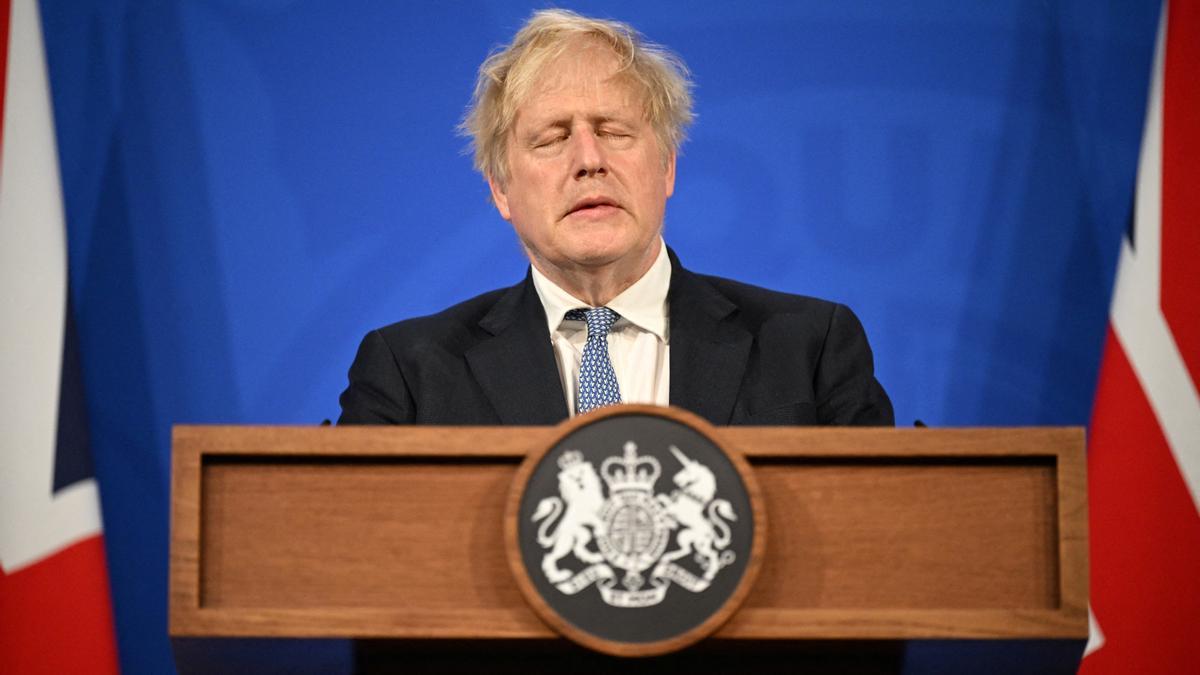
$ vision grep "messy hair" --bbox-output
[461,8,694,185]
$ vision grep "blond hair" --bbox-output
[461,9,694,185]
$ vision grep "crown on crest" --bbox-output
[601,442,661,492]
[557,450,585,470]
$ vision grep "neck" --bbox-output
[530,240,660,306]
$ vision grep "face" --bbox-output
[488,43,675,285]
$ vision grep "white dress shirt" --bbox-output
[530,242,671,416]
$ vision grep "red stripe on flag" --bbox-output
[0,0,12,161]
[1080,328,1200,674]
[0,535,120,674]
[1160,0,1200,384]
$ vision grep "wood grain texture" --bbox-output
[169,418,1087,640]
[169,427,202,635]
[1055,430,1089,622]
[200,460,522,611]
[740,461,1058,610]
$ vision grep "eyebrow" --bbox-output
[523,113,634,137]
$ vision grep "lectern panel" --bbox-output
[200,458,522,610]
[170,425,1086,639]
[744,459,1057,611]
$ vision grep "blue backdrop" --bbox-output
[39,1,1160,673]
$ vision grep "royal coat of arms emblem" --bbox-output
[531,441,738,608]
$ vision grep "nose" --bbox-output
[571,130,607,179]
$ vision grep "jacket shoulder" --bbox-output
[690,272,841,323]
[687,270,892,426]
[337,281,524,425]
[372,283,514,351]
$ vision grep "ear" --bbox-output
[664,151,676,199]
[487,172,512,221]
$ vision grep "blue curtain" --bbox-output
[40,1,1159,672]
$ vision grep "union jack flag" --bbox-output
[1080,1,1200,672]
[0,0,120,672]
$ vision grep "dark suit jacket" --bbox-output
[338,252,893,426]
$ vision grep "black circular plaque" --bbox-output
[506,405,765,656]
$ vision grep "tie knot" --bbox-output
[565,307,619,337]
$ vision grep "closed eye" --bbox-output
[598,129,635,147]
[533,134,567,149]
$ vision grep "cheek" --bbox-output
[514,194,553,228]
[511,173,557,212]
[632,159,671,199]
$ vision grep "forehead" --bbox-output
[513,43,646,124]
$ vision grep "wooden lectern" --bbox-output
[170,424,1087,672]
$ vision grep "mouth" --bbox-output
[564,196,621,218]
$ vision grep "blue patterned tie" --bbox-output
[565,307,622,414]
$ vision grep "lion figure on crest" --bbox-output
[658,446,737,580]
[531,451,606,583]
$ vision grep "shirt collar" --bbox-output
[530,239,671,342]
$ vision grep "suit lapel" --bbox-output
[667,254,752,425]
[465,274,570,425]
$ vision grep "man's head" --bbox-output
[461,10,694,297]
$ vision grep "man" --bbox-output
[338,9,892,427]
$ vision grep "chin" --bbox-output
[549,226,657,270]
[557,235,631,264]
[563,249,628,270]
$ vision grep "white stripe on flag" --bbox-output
[1110,2,1200,516]
[0,0,102,573]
